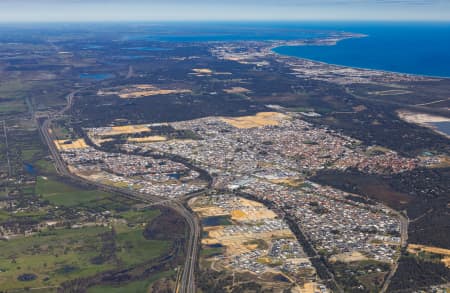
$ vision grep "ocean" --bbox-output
[124,22,450,77]
[272,22,450,78]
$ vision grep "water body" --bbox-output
[24,163,36,175]
[273,22,450,77]
[429,121,450,136]
[201,215,232,227]
[168,173,181,180]
[79,73,114,80]
[122,47,171,51]
[124,22,333,42]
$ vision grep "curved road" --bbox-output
[38,90,200,293]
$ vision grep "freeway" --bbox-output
[380,211,409,293]
[37,90,201,293]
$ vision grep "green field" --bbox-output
[22,148,42,161]
[116,228,169,267]
[0,209,172,291]
[36,176,111,207]
[119,209,160,223]
[0,80,30,100]
[0,226,112,290]
[34,159,57,174]
[87,269,176,293]
[0,99,27,114]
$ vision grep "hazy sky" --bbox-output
[0,0,449,22]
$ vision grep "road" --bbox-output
[38,90,201,293]
[2,120,11,177]
[380,210,409,293]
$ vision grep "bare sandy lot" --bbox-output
[221,112,289,129]
[224,87,251,94]
[329,251,368,263]
[127,136,167,143]
[97,124,151,136]
[98,84,191,99]
[408,244,450,268]
[54,138,88,151]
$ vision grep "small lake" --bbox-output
[429,121,450,136]
[168,173,181,180]
[79,73,114,80]
[201,215,231,227]
[122,47,171,51]
[24,163,36,175]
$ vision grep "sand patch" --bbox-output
[397,110,450,138]
[98,84,191,99]
[231,210,247,220]
[398,110,450,124]
[127,136,167,143]
[221,112,288,129]
[119,89,190,99]
[54,139,88,151]
[192,206,228,218]
[329,251,368,263]
[269,178,303,187]
[369,89,412,96]
[98,125,151,136]
[193,68,213,74]
[206,229,293,256]
[299,282,325,293]
[408,244,450,268]
[224,87,251,94]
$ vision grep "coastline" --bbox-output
[270,37,450,80]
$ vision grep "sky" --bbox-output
[0,0,449,22]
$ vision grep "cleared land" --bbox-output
[224,87,251,94]
[54,138,88,151]
[329,251,369,263]
[408,244,450,268]
[94,125,151,136]
[221,112,289,129]
[127,135,167,143]
[98,84,191,99]
[192,68,213,74]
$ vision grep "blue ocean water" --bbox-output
[272,22,450,77]
[124,22,333,42]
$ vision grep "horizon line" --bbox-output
[1,19,450,24]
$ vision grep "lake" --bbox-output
[429,121,450,136]
[79,73,114,80]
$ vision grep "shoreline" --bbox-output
[270,38,450,80]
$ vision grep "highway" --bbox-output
[379,211,409,293]
[38,90,201,293]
